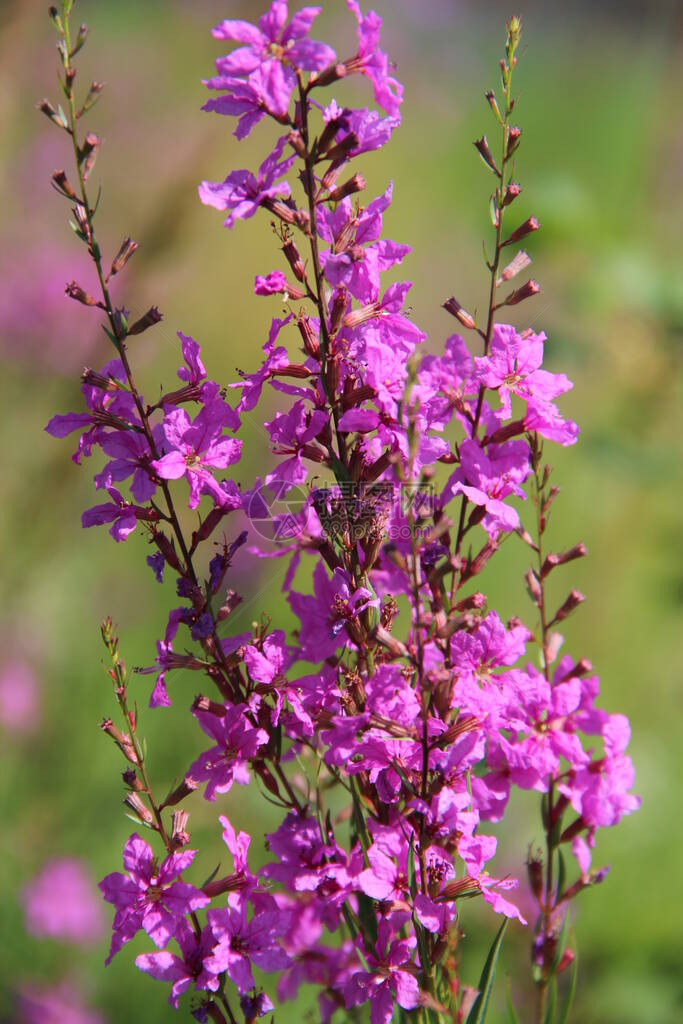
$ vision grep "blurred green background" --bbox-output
[1,0,681,1021]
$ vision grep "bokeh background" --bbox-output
[1,0,681,1021]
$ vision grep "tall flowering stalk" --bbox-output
[43,3,639,1023]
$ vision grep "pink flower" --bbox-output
[199,136,295,227]
[99,834,209,964]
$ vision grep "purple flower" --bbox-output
[475,324,572,420]
[289,563,379,661]
[199,136,295,227]
[151,398,241,510]
[22,858,105,944]
[99,834,209,964]
[135,920,219,1008]
[346,2,404,117]
[205,905,291,993]
[444,439,530,537]
[146,551,165,584]
[206,3,335,135]
[81,485,157,542]
[188,703,269,801]
[345,920,418,1024]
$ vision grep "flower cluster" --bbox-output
[43,3,638,1023]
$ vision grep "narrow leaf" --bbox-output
[465,917,508,1024]
[542,976,557,1024]
[505,978,520,1024]
[557,944,578,1024]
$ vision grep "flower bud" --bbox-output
[122,768,144,791]
[109,237,139,278]
[551,589,585,625]
[65,281,102,308]
[38,98,68,129]
[443,296,476,330]
[526,848,544,902]
[171,810,191,848]
[282,238,306,281]
[128,306,162,335]
[503,278,540,305]
[162,776,198,808]
[311,62,347,88]
[484,90,503,124]
[287,129,307,158]
[502,216,539,247]
[327,172,366,203]
[497,249,531,285]
[78,132,101,181]
[502,182,522,206]
[51,169,77,200]
[506,125,522,157]
[297,315,320,358]
[473,135,499,175]
[342,302,381,330]
[124,791,155,826]
[525,568,542,606]
[541,542,587,578]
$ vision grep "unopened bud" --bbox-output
[297,315,320,358]
[503,278,540,305]
[122,768,143,791]
[443,296,476,330]
[65,281,101,308]
[71,22,89,57]
[502,216,539,247]
[342,301,381,330]
[526,849,544,902]
[38,98,68,129]
[312,62,347,88]
[541,543,587,578]
[498,249,531,285]
[485,90,503,124]
[51,169,77,199]
[124,791,155,826]
[78,132,101,181]
[502,182,522,206]
[109,237,139,278]
[162,776,198,809]
[287,130,307,158]
[128,306,162,335]
[171,810,191,847]
[462,540,498,581]
[192,695,226,717]
[551,589,585,625]
[282,238,306,281]
[328,290,348,335]
[473,135,499,175]
[317,115,345,155]
[327,172,366,203]
[525,568,542,605]
[77,81,105,119]
[506,125,522,157]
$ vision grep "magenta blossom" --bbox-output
[345,920,418,1024]
[205,904,291,993]
[151,398,241,510]
[199,136,296,227]
[136,919,220,1008]
[99,834,209,964]
[188,703,269,801]
[346,1,403,117]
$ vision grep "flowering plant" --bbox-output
[43,2,639,1022]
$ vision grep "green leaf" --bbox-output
[465,917,508,1024]
[556,848,566,902]
[505,978,520,1024]
[407,833,417,898]
[543,977,557,1024]
[557,944,578,1024]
